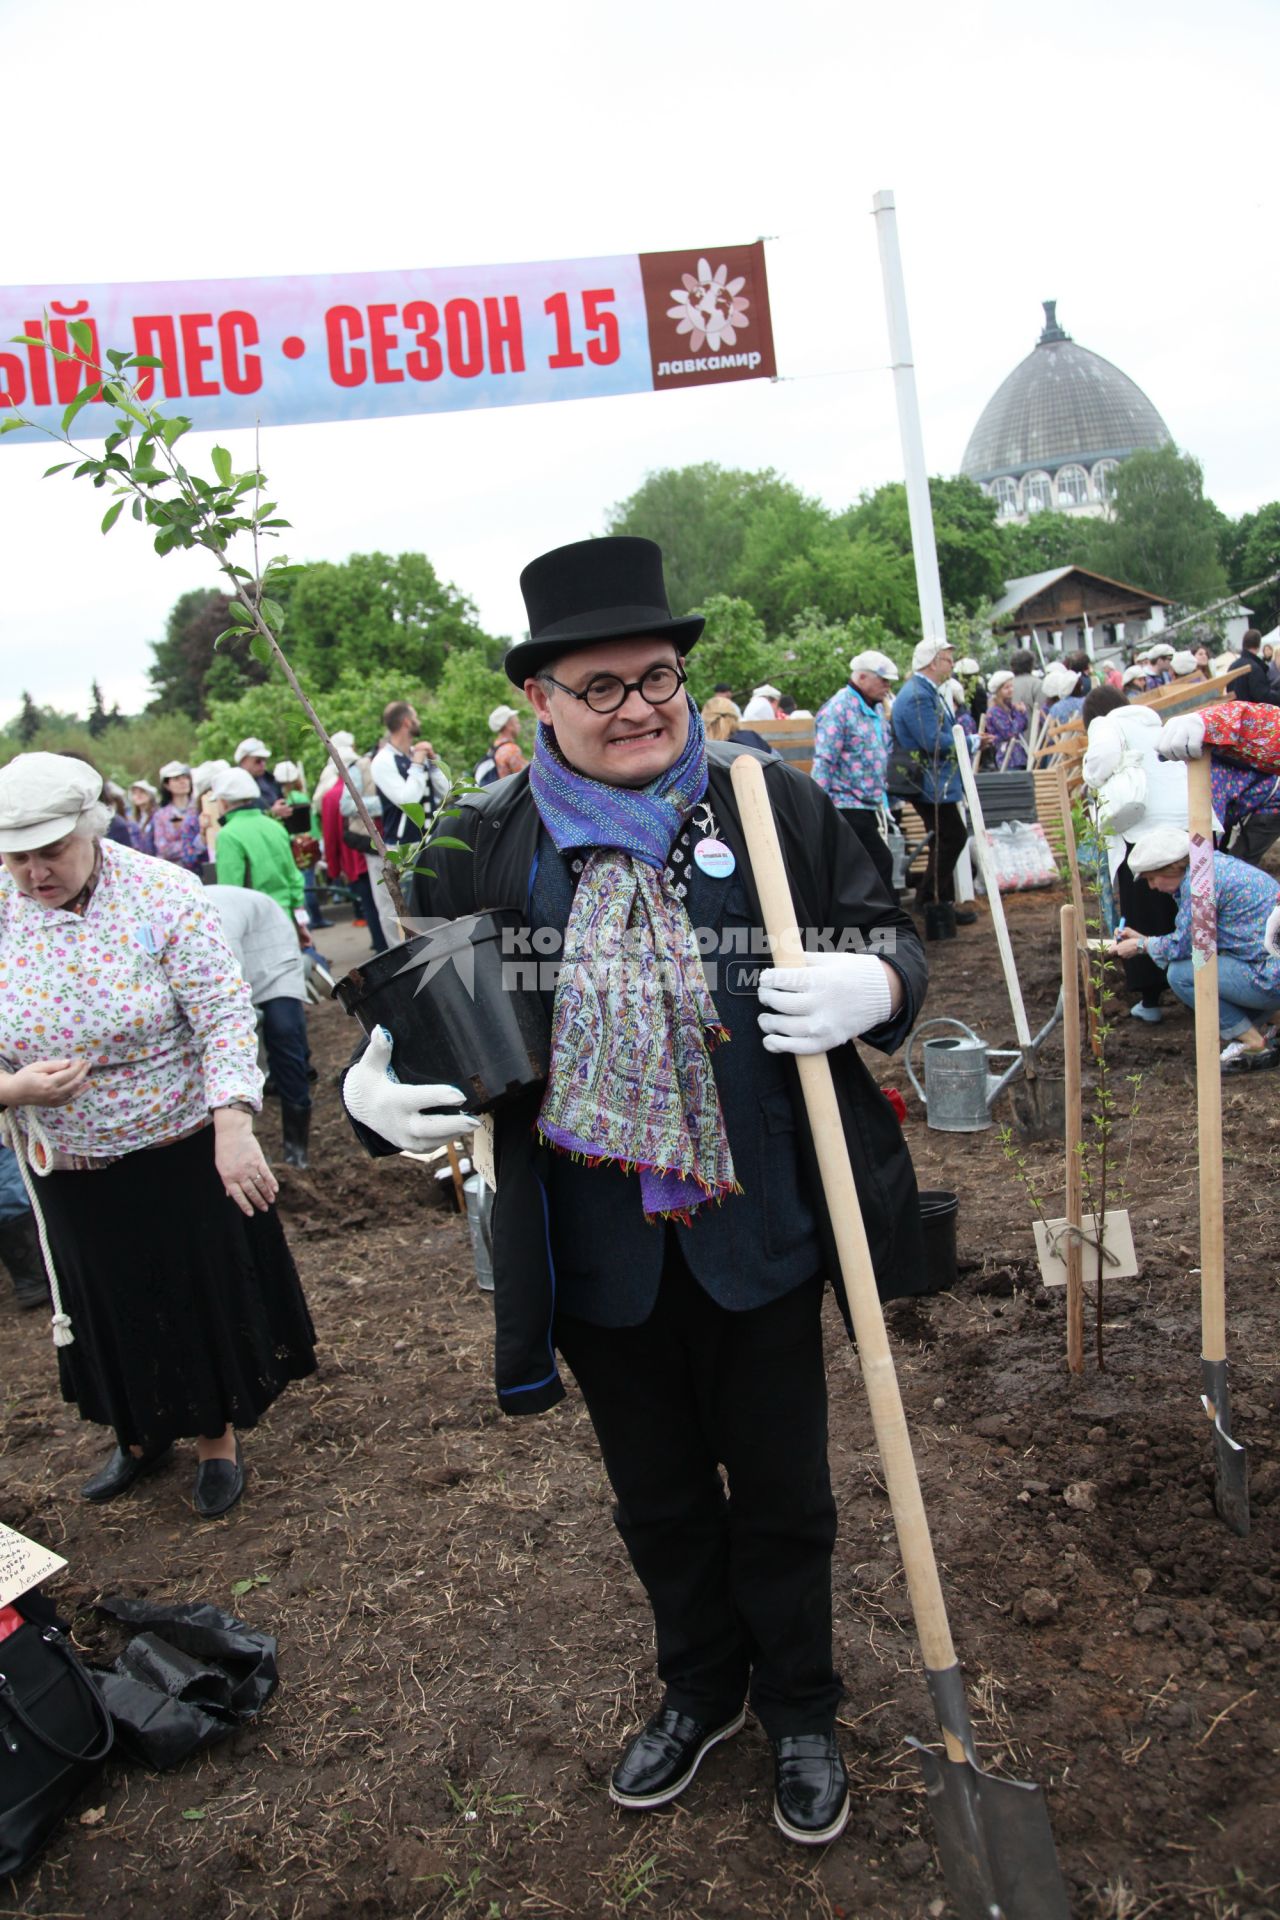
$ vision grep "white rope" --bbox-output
[0,1107,74,1348]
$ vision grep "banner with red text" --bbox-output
[0,243,775,443]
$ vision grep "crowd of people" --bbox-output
[3,534,1278,1855]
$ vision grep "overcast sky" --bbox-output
[1,0,1275,725]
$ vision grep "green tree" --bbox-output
[17,692,40,746]
[148,587,267,718]
[282,551,497,692]
[1224,501,1280,632]
[607,465,831,618]
[1092,444,1227,609]
[843,476,1007,614]
[681,596,773,708]
[777,610,906,716]
[87,680,110,738]
[996,509,1108,580]
[764,530,919,635]
[420,648,527,779]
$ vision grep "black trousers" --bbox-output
[917,799,968,903]
[554,1241,840,1739]
[1115,848,1177,1005]
[840,806,897,897]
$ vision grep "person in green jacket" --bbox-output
[212,769,306,920]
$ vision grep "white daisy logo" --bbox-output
[666,257,751,354]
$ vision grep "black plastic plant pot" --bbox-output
[333,908,549,1113]
[918,1188,959,1294]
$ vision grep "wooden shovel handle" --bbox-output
[731,756,961,1703]
[1187,756,1226,1364]
[1061,905,1084,1373]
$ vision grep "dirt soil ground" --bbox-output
[3,883,1279,1920]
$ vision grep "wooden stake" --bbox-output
[1187,757,1226,1370]
[1055,763,1100,1055]
[1061,904,1084,1373]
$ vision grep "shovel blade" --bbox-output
[910,1740,1070,1920]
[1005,1076,1065,1144]
[1201,1359,1249,1536]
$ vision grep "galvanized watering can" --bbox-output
[904,1018,1024,1133]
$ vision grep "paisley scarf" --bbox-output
[529,700,736,1220]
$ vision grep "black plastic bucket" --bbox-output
[332,908,549,1113]
[918,1189,959,1294]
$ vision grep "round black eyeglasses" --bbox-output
[541,664,687,715]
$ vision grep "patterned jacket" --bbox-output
[812,683,889,809]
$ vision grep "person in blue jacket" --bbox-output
[889,637,976,923]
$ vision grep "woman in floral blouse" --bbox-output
[145,760,205,872]
[977,670,1028,770]
[0,753,315,1518]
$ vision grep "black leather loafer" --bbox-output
[772,1733,850,1844]
[80,1440,172,1503]
[610,1705,746,1809]
[193,1438,244,1519]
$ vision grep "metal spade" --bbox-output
[732,755,1070,1919]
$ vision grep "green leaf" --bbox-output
[126,354,165,369]
[101,498,124,533]
[0,417,25,435]
[11,334,47,350]
[60,383,97,434]
[181,1808,206,1822]
[427,836,472,853]
[260,598,285,630]
[211,445,233,486]
[227,600,254,625]
[161,416,191,447]
[66,319,93,355]
[43,461,74,476]
[249,633,273,670]
[132,498,143,521]
[106,347,127,371]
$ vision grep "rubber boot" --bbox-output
[0,1212,48,1310]
[281,1103,311,1171]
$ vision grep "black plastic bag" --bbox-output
[91,1597,278,1769]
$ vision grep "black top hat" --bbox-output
[505,537,704,686]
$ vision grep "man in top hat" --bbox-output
[339,538,930,1843]
[812,649,900,896]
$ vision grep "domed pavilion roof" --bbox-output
[961,303,1171,483]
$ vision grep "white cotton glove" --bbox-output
[1265,902,1280,959]
[343,1026,478,1150]
[757,954,894,1055]
[1157,712,1206,761]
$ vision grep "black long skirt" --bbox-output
[37,1126,317,1451]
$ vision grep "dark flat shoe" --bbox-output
[610,1705,745,1808]
[772,1732,850,1844]
[193,1438,244,1518]
[80,1440,172,1503]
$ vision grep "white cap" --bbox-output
[942,678,965,711]
[751,684,782,700]
[212,767,262,804]
[1128,826,1191,874]
[0,752,104,853]
[1147,642,1175,659]
[331,730,356,752]
[158,760,190,781]
[235,737,270,762]
[911,638,954,672]
[488,704,520,734]
[849,650,899,681]
[1170,650,1199,677]
[130,778,158,797]
[192,759,229,798]
[955,657,980,675]
[1041,664,1079,701]
[273,761,301,785]
[1122,663,1150,687]
[987,669,1015,694]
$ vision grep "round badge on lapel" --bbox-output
[693,838,735,880]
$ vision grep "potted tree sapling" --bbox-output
[2,326,548,1111]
